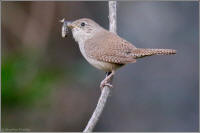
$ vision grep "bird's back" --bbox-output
[85,29,137,64]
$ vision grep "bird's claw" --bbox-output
[100,81,113,91]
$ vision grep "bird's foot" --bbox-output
[100,79,113,91]
[100,70,115,91]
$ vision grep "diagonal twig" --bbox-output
[83,1,117,132]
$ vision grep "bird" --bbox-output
[61,18,176,89]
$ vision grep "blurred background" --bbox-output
[1,1,199,132]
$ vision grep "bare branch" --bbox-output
[83,1,117,132]
[109,1,117,33]
[83,86,111,132]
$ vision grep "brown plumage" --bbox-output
[85,29,176,65]
[131,48,176,58]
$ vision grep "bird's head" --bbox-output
[66,18,103,43]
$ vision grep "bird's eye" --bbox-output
[81,22,85,27]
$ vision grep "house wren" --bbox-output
[61,18,176,88]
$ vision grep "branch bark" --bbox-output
[109,1,117,33]
[83,1,117,132]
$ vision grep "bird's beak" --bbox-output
[67,23,75,29]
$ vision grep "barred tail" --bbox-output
[132,48,176,58]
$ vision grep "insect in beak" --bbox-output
[60,18,73,38]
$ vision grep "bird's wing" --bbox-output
[85,30,137,64]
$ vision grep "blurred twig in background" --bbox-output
[83,1,117,132]
[22,2,55,52]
